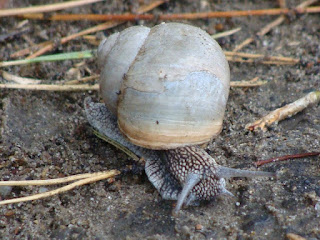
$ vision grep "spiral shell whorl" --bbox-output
[98,26,150,115]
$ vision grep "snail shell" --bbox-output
[98,22,230,150]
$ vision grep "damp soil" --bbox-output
[0,0,319,239]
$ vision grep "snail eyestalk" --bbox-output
[173,173,201,215]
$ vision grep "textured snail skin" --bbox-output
[84,97,275,214]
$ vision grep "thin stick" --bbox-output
[0,171,115,186]
[10,41,51,58]
[138,0,166,12]
[26,1,165,59]
[0,0,102,17]
[233,0,318,51]
[0,83,99,91]
[19,6,320,21]
[226,57,298,65]
[63,75,99,85]
[2,70,41,84]
[255,152,320,167]
[3,71,99,85]
[230,77,267,87]
[298,0,319,9]
[256,15,285,37]
[246,91,320,131]
[225,51,298,61]
[0,170,120,205]
[212,27,241,39]
[225,51,299,64]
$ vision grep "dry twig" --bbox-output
[225,51,299,65]
[2,70,41,84]
[255,152,320,167]
[0,0,102,17]
[63,75,99,85]
[2,69,98,86]
[0,170,120,205]
[246,91,320,131]
[0,83,99,91]
[19,6,320,21]
[211,27,241,39]
[230,77,267,87]
[0,171,115,186]
[10,41,51,58]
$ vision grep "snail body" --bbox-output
[85,23,274,214]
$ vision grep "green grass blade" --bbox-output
[0,50,96,67]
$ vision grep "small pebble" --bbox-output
[38,187,48,193]
[14,226,22,235]
[65,67,81,80]
[4,210,15,217]
[146,234,164,240]
[315,201,320,217]
[195,224,203,231]
[106,180,121,192]
[286,233,306,240]
[181,225,191,238]
[215,23,224,32]
[0,186,12,198]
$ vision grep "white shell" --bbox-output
[99,26,150,114]
[99,23,230,150]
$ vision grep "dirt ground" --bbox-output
[0,0,319,239]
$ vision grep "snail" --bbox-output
[84,23,275,214]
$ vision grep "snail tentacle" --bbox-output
[220,188,235,197]
[185,193,198,206]
[173,172,201,215]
